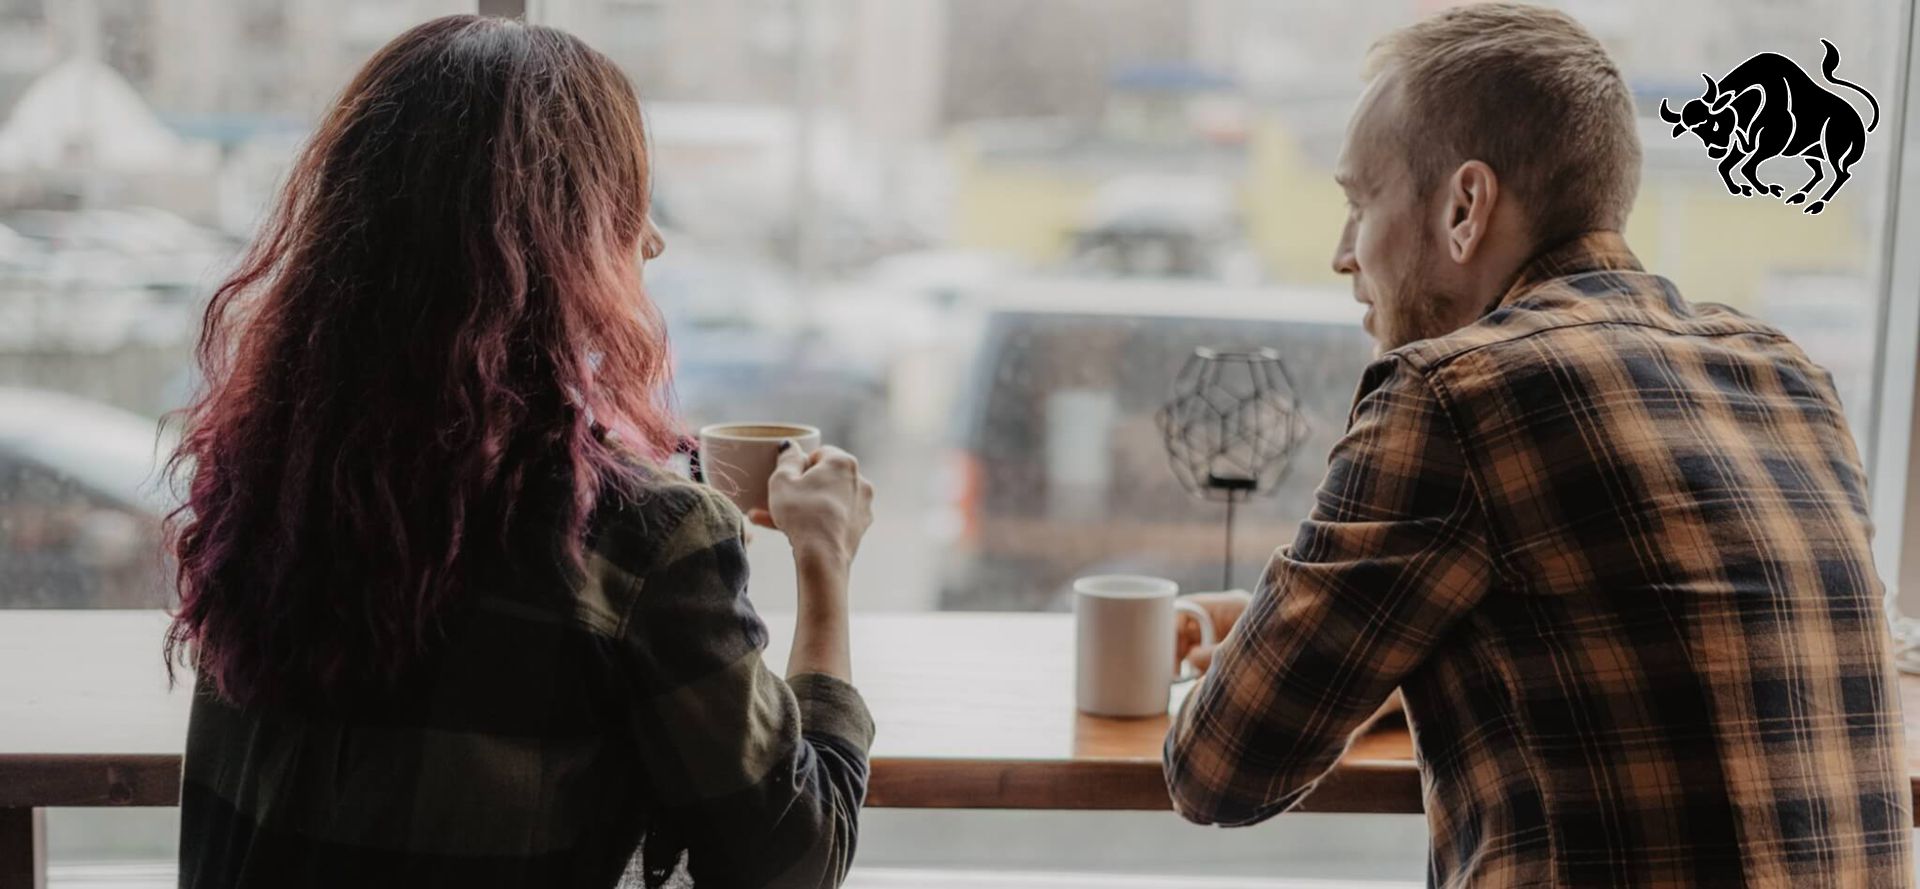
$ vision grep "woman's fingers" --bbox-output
[747,507,778,529]
[772,440,809,482]
[806,445,858,478]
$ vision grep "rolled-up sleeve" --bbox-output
[1164,356,1494,826]
[616,482,873,887]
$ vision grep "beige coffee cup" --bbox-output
[698,422,822,512]
[1074,575,1216,717]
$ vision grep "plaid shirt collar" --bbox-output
[1496,230,1645,310]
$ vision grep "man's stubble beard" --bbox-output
[1377,232,1474,353]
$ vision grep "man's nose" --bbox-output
[1331,238,1356,276]
[1330,218,1357,275]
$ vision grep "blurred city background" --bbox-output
[0,0,1903,884]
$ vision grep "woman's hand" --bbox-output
[747,442,875,570]
[751,442,872,683]
[1175,590,1255,675]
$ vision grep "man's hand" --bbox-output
[1175,589,1406,729]
[1176,590,1255,675]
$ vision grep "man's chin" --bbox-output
[1365,328,1393,356]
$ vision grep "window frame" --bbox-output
[1869,0,1920,620]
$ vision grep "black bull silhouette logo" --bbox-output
[1661,39,1879,215]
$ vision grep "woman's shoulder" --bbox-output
[564,463,750,642]
[589,462,745,578]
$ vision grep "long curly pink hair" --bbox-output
[164,15,677,708]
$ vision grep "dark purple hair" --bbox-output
[164,15,677,707]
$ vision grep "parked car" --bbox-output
[0,387,177,608]
[934,278,1373,611]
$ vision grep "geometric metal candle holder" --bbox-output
[1156,346,1309,590]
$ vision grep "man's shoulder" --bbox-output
[1387,268,1778,379]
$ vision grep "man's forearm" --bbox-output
[786,546,853,682]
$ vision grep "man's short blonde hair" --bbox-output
[1366,3,1641,242]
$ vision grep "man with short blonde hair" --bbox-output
[1366,3,1642,243]
[1165,4,1912,886]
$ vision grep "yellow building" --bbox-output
[949,112,1873,310]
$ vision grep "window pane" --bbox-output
[0,0,474,610]
[539,0,1905,615]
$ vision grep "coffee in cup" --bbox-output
[697,422,822,512]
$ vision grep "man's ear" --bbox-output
[1445,160,1500,264]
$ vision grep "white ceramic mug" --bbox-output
[698,422,823,512]
[1073,575,1216,717]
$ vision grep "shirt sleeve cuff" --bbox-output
[787,672,877,754]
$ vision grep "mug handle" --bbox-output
[1171,598,1217,684]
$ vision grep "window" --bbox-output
[6,0,1901,614]
[0,12,1901,611]
[2,0,1913,884]
[533,0,1909,615]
